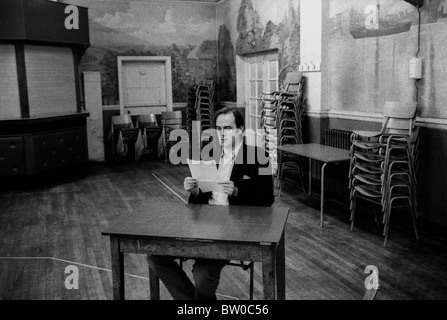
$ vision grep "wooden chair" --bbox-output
[137,114,162,157]
[161,111,185,162]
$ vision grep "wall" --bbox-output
[216,0,301,104]
[327,0,447,119]
[322,0,447,225]
[63,0,218,106]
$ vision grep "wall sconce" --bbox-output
[240,29,256,47]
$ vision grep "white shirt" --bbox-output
[208,141,243,206]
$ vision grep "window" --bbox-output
[245,51,278,146]
[244,51,278,173]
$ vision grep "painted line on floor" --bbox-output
[151,172,188,204]
[0,255,239,300]
[0,256,148,281]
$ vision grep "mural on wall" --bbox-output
[329,0,447,118]
[218,25,237,102]
[63,0,217,105]
[234,0,301,86]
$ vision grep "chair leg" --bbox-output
[249,262,254,300]
[383,199,394,248]
[409,198,419,241]
[350,192,357,231]
[297,156,306,193]
[373,205,380,227]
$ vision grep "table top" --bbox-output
[102,201,289,244]
[277,143,350,163]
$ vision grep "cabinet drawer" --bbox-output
[34,128,86,173]
[0,136,26,175]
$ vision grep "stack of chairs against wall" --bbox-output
[195,83,214,149]
[109,114,145,163]
[273,75,306,196]
[349,101,419,247]
[186,84,198,142]
[196,84,214,147]
[260,91,279,173]
[259,74,306,189]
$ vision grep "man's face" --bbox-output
[215,113,244,149]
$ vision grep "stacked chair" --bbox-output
[349,101,419,247]
[260,91,280,172]
[186,85,198,139]
[186,80,216,157]
[259,73,306,195]
[109,114,145,163]
[195,84,214,139]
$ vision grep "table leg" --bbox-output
[149,263,160,300]
[276,231,286,300]
[110,237,124,300]
[308,158,312,195]
[320,163,328,227]
[262,247,276,300]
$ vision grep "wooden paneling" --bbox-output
[24,45,77,117]
[0,45,21,118]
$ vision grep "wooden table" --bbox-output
[102,201,289,300]
[277,143,350,227]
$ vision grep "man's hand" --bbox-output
[219,181,238,197]
[184,177,199,196]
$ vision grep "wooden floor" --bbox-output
[1,156,447,300]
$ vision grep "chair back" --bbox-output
[283,72,303,93]
[137,114,158,127]
[161,111,183,129]
[381,101,417,136]
[383,101,417,119]
[112,114,133,130]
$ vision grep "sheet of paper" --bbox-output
[187,159,224,193]
[196,180,224,193]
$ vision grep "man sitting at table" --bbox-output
[147,106,274,300]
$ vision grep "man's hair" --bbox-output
[213,106,245,129]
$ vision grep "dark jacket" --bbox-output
[188,143,274,207]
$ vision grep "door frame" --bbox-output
[117,56,173,115]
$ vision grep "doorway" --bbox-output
[117,56,173,116]
[244,51,279,146]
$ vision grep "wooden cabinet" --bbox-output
[0,0,90,177]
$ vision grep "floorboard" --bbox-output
[0,158,446,300]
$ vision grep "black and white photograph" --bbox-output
[1,0,446,307]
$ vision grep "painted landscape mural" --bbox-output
[329,0,447,118]
[62,0,217,105]
[216,0,300,102]
[236,0,300,84]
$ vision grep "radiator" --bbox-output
[324,129,352,204]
